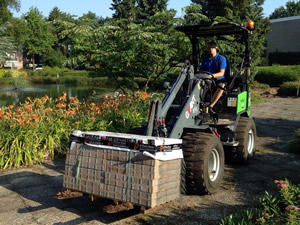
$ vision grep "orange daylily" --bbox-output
[46,107,52,112]
[32,114,38,120]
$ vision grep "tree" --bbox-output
[8,17,28,47]
[270,1,300,19]
[0,22,15,65]
[23,8,56,70]
[78,11,108,27]
[110,0,137,21]
[136,0,167,22]
[188,0,270,69]
[0,0,20,24]
[45,48,66,67]
[92,10,190,93]
[47,6,75,22]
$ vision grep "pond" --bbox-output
[0,83,115,107]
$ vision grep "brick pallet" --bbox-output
[63,135,183,208]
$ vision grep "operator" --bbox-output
[200,41,227,114]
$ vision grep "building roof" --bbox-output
[271,15,300,23]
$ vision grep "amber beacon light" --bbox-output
[245,20,255,30]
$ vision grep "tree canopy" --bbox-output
[23,8,56,69]
[0,23,15,64]
[0,0,20,24]
[269,0,300,19]
[136,0,167,22]
[0,0,272,91]
[189,0,270,70]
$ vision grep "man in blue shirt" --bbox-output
[200,41,227,113]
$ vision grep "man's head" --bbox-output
[207,41,218,58]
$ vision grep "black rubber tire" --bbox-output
[182,132,224,195]
[235,117,257,163]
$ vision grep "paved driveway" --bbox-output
[1,97,300,225]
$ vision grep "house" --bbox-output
[267,16,300,65]
[3,50,23,70]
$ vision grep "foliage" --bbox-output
[0,0,20,24]
[0,22,15,64]
[28,66,68,77]
[111,0,137,21]
[221,179,300,225]
[182,4,209,25]
[22,7,56,70]
[0,69,26,78]
[92,11,189,93]
[45,49,66,67]
[7,17,28,47]
[28,67,104,79]
[278,81,300,96]
[270,1,300,19]
[255,65,300,87]
[136,0,167,22]
[47,6,75,22]
[0,91,152,169]
[50,17,97,70]
[189,0,270,73]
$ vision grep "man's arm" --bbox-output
[212,69,225,78]
[212,56,226,78]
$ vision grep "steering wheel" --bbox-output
[195,70,214,79]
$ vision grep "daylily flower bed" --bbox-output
[0,91,151,169]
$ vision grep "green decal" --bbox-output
[237,91,247,114]
[248,91,251,116]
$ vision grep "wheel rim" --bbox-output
[208,148,220,182]
[248,129,255,155]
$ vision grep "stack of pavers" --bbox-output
[63,130,183,208]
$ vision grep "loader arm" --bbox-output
[146,61,194,137]
[168,80,203,138]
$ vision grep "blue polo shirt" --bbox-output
[200,54,227,81]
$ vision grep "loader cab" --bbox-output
[175,21,254,120]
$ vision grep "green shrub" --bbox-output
[278,81,300,97]
[255,65,300,87]
[88,71,106,77]
[0,69,27,78]
[221,180,300,225]
[28,66,69,77]
[64,70,89,77]
[28,76,58,84]
[28,67,102,78]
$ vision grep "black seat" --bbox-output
[224,57,233,85]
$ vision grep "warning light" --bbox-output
[245,20,255,31]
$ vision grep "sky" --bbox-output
[12,0,292,18]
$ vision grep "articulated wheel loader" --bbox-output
[63,21,257,211]
[130,20,257,194]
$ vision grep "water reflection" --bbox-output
[0,84,113,107]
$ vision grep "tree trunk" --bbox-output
[32,54,35,71]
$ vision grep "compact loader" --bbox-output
[63,21,257,211]
[129,20,257,194]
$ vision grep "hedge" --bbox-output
[0,69,27,78]
[255,65,300,87]
[278,81,300,97]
